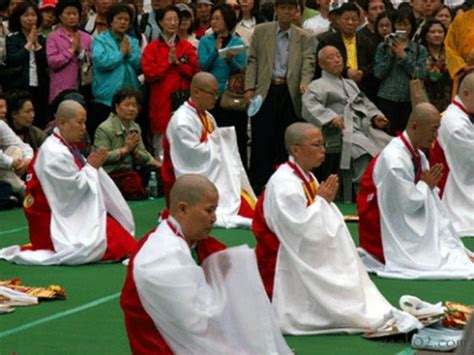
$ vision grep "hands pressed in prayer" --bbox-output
[12,158,29,176]
[120,36,131,57]
[318,174,339,203]
[168,44,178,64]
[88,148,108,169]
[123,132,140,154]
[331,116,345,130]
[373,115,389,129]
[420,163,443,189]
[71,32,81,55]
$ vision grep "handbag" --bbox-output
[220,72,247,111]
[410,44,429,107]
[109,170,147,201]
[79,54,93,87]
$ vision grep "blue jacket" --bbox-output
[91,30,141,106]
[198,33,247,95]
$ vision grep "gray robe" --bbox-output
[302,71,392,169]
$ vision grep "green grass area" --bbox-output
[0,200,473,355]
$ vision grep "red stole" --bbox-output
[186,100,214,143]
[399,133,422,183]
[120,224,225,354]
[286,161,318,206]
[356,154,384,263]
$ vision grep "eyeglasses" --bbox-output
[198,88,218,97]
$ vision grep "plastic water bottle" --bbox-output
[148,172,158,200]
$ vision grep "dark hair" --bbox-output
[9,1,43,32]
[237,0,262,22]
[157,4,181,27]
[433,4,453,21]
[392,6,416,38]
[275,0,298,7]
[51,89,86,116]
[0,0,10,13]
[211,4,237,32]
[55,0,82,17]
[121,0,144,45]
[111,88,142,114]
[338,2,360,16]
[4,89,33,124]
[419,18,446,48]
[362,0,385,11]
[375,9,393,30]
[178,6,195,35]
[106,3,133,26]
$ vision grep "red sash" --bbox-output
[286,161,318,206]
[121,225,225,354]
[356,154,384,263]
[399,133,422,183]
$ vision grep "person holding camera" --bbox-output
[141,5,199,161]
[374,7,427,136]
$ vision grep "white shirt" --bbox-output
[0,120,33,169]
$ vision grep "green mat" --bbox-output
[0,200,473,355]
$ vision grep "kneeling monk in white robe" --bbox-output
[161,73,256,229]
[121,175,291,354]
[0,101,137,265]
[436,73,474,236]
[357,103,474,279]
[252,122,419,335]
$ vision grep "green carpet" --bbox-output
[0,200,473,355]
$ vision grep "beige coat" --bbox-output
[245,22,315,118]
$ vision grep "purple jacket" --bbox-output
[46,26,92,103]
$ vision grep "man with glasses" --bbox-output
[303,45,391,192]
[252,122,419,334]
[161,72,256,229]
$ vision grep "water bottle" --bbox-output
[148,172,158,200]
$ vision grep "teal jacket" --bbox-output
[91,31,141,106]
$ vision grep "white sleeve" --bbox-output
[0,121,34,160]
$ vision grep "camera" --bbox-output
[385,30,407,45]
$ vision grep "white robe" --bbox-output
[167,102,256,228]
[438,100,474,237]
[358,133,474,279]
[264,160,419,334]
[0,132,135,265]
[133,218,291,354]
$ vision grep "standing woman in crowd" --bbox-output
[5,90,47,150]
[176,3,199,49]
[91,3,141,136]
[235,0,263,46]
[47,0,92,105]
[142,5,199,161]
[374,7,427,135]
[198,4,248,167]
[6,2,49,129]
[374,11,393,46]
[433,5,453,29]
[420,19,452,112]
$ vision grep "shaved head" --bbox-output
[459,72,474,95]
[406,103,440,149]
[318,45,338,64]
[191,72,218,92]
[407,103,440,127]
[170,174,218,213]
[285,122,320,154]
[56,100,86,123]
[318,46,344,76]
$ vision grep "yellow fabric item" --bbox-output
[303,180,318,206]
[342,35,358,70]
[445,9,474,96]
[241,190,256,210]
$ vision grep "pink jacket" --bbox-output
[46,27,92,103]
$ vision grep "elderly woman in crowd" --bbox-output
[5,90,46,151]
[47,0,93,104]
[374,7,427,135]
[142,5,199,160]
[93,88,160,200]
[420,18,452,112]
[235,0,263,45]
[6,2,49,128]
[433,5,453,29]
[198,3,248,167]
[91,3,141,135]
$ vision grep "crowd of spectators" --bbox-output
[0,0,471,207]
